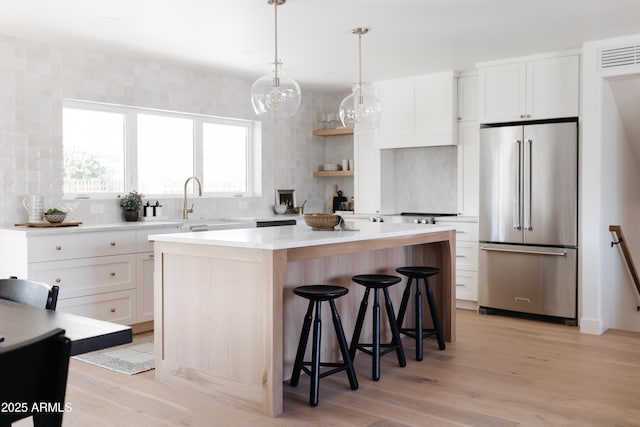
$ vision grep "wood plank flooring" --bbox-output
[18,309,640,426]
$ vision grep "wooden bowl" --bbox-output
[303,213,340,231]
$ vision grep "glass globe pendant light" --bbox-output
[251,0,301,118]
[339,27,381,128]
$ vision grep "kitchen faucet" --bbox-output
[182,176,202,219]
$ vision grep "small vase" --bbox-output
[123,210,139,222]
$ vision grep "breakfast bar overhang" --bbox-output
[150,222,456,417]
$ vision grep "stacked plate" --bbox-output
[322,163,341,171]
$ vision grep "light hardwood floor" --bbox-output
[23,309,640,426]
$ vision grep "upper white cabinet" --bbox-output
[457,74,479,122]
[478,53,580,123]
[373,72,457,149]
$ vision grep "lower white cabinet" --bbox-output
[0,224,180,325]
[136,252,155,323]
[436,219,479,305]
[56,289,137,324]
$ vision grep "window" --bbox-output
[62,100,259,198]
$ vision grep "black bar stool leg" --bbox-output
[329,300,358,390]
[383,288,406,367]
[396,277,412,329]
[372,288,381,381]
[290,300,314,387]
[349,288,370,361]
[424,278,446,351]
[415,278,424,361]
[309,300,322,407]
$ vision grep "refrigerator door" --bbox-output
[522,122,578,246]
[478,243,577,319]
[479,125,523,243]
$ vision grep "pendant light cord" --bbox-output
[273,0,280,87]
[357,31,363,104]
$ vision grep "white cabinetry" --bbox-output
[0,224,180,326]
[374,72,457,149]
[353,129,395,214]
[457,74,479,122]
[478,53,580,123]
[456,73,479,217]
[436,219,479,307]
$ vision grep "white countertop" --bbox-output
[0,221,182,236]
[149,222,455,250]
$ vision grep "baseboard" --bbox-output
[456,299,478,311]
[579,317,605,335]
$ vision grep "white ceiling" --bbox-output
[2,0,640,92]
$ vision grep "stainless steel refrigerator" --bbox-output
[478,118,578,324]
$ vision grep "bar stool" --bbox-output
[349,274,406,381]
[396,266,446,361]
[289,285,358,407]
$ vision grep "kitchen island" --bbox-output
[150,222,456,417]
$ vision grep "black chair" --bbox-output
[0,328,71,427]
[0,277,59,310]
[289,285,358,407]
[349,274,406,381]
[396,266,446,361]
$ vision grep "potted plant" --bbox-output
[119,191,144,222]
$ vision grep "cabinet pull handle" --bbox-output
[110,308,116,313]
[110,242,116,246]
[148,254,154,259]
[55,278,61,283]
[55,245,62,251]
[110,272,116,277]
[456,255,465,258]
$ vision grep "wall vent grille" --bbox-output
[600,45,640,69]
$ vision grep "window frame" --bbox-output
[62,99,259,199]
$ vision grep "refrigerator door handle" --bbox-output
[524,138,533,230]
[480,246,568,257]
[513,139,522,230]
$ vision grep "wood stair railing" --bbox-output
[609,225,640,310]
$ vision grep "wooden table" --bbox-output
[0,299,132,356]
[151,222,456,417]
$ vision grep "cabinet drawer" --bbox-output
[456,241,479,271]
[437,221,478,242]
[57,289,136,325]
[29,254,135,299]
[28,231,136,262]
[455,269,478,302]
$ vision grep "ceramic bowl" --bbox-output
[273,204,288,214]
[44,213,67,223]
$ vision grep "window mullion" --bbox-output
[125,110,138,192]
[193,119,204,184]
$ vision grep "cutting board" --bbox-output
[14,221,83,227]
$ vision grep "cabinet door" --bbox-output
[526,55,579,120]
[354,130,395,214]
[375,80,413,148]
[478,62,526,123]
[457,75,478,122]
[414,73,456,146]
[457,121,479,216]
[137,252,155,323]
[354,130,381,213]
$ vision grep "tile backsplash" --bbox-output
[0,33,345,226]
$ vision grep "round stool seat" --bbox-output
[352,274,401,288]
[293,285,348,301]
[396,266,441,279]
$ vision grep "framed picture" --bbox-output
[275,189,296,212]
